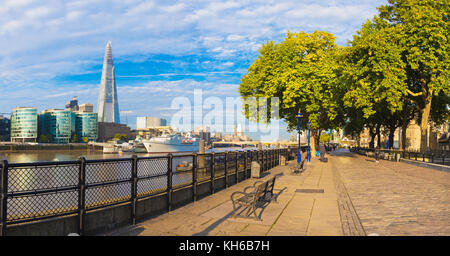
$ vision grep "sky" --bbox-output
[0,0,387,140]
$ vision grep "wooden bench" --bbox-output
[230,176,277,220]
[252,176,277,203]
[293,157,306,174]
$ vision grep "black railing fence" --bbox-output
[352,147,450,166]
[0,147,299,235]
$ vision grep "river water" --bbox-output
[0,147,256,163]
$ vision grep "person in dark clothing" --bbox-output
[374,146,380,163]
[319,143,326,161]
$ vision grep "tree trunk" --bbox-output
[420,88,433,153]
[369,127,376,149]
[401,122,408,151]
[310,129,317,158]
[376,124,381,148]
[388,127,395,149]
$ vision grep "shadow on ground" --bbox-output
[193,186,287,236]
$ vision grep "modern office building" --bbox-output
[65,96,79,111]
[0,115,10,141]
[10,107,38,143]
[76,112,98,142]
[136,117,167,129]
[38,109,73,144]
[98,122,131,142]
[97,41,120,123]
[79,103,93,113]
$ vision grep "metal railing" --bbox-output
[0,147,298,235]
[352,147,450,166]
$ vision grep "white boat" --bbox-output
[143,133,200,153]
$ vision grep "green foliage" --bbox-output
[71,133,78,143]
[342,18,407,118]
[239,30,343,131]
[320,133,331,143]
[239,1,448,151]
[113,134,127,141]
[38,134,50,143]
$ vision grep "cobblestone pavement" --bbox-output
[329,149,450,236]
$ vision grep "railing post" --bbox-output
[0,160,8,236]
[235,152,239,183]
[167,154,173,212]
[263,150,267,171]
[78,157,86,236]
[131,155,138,225]
[224,152,228,188]
[244,151,247,180]
[192,153,197,202]
[210,152,215,194]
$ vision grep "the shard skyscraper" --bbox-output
[97,41,120,123]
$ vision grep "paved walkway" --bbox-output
[104,149,450,236]
[331,150,450,236]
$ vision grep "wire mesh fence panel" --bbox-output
[7,190,78,222]
[172,155,194,188]
[85,160,132,185]
[214,154,226,177]
[85,181,132,209]
[227,153,237,174]
[8,164,79,193]
[6,163,79,222]
[136,157,169,197]
[137,175,167,197]
[137,157,168,178]
[197,154,212,182]
[237,152,246,171]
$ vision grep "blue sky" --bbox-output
[0,0,387,140]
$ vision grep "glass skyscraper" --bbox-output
[76,112,98,142]
[38,109,73,144]
[97,41,120,123]
[10,107,38,142]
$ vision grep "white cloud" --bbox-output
[0,0,387,114]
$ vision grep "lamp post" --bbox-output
[297,112,303,165]
[307,121,311,162]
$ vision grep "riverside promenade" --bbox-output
[104,149,450,236]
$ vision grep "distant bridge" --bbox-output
[212,141,306,148]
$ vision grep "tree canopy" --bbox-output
[239,0,449,152]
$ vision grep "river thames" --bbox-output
[0,147,255,163]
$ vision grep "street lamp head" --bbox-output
[297,112,303,118]
[307,121,311,128]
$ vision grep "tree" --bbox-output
[113,134,127,141]
[239,31,343,156]
[342,18,407,119]
[376,0,449,151]
[38,134,50,143]
[320,133,331,143]
[71,133,78,143]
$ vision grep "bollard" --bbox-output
[198,140,205,174]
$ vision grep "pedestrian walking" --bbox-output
[375,146,380,163]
